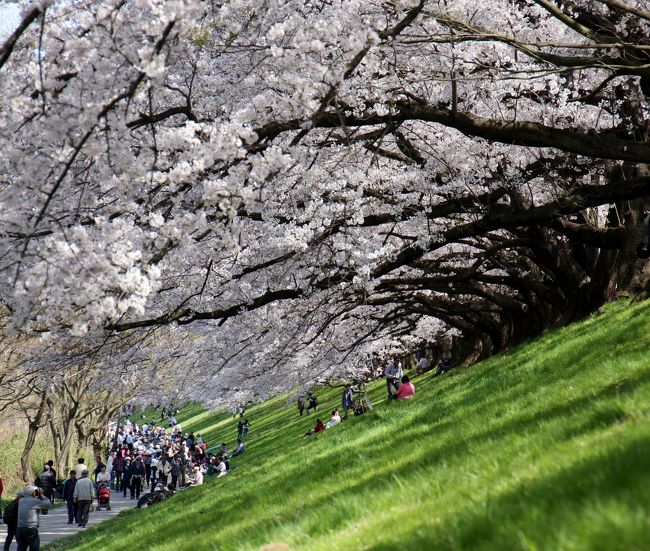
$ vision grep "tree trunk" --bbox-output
[20,393,48,483]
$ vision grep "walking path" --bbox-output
[1,490,133,550]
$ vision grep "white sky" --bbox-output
[0,1,21,40]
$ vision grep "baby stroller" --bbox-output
[97,482,111,511]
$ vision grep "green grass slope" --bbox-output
[49,300,650,551]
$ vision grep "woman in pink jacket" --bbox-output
[396,376,416,400]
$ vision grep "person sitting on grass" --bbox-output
[186,466,204,486]
[396,375,416,400]
[304,419,325,436]
[206,456,219,476]
[216,458,228,477]
[353,400,367,416]
[325,409,342,429]
[136,485,166,509]
[230,438,245,458]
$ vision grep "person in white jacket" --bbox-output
[150,455,159,487]
[96,466,111,485]
[325,409,342,429]
[106,453,115,489]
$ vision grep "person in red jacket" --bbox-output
[304,419,325,436]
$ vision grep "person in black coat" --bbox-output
[62,470,78,524]
[46,460,57,481]
[2,493,21,551]
[129,457,146,499]
[122,458,132,497]
[35,465,55,504]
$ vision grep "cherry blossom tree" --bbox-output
[1,0,650,409]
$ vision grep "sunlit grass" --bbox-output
[48,299,650,551]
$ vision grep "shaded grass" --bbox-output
[48,299,650,551]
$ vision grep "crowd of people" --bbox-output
[2,404,252,551]
[302,357,423,437]
[1,355,437,549]
[107,411,248,499]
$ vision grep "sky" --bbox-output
[0,1,21,40]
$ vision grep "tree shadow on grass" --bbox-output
[48,371,650,551]
[365,432,650,550]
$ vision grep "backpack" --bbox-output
[3,498,19,526]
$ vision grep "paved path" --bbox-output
[1,490,135,549]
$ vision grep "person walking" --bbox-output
[143,451,152,487]
[242,419,250,438]
[129,457,145,499]
[121,458,132,497]
[73,458,88,479]
[237,420,244,440]
[73,470,95,528]
[34,465,55,510]
[62,469,78,525]
[2,490,21,551]
[0,472,3,516]
[150,453,158,488]
[306,392,318,413]
[169,456,181,489]
[92,456,105,484]
[96,465,110,486]
[113,452,125,491]
[16,485,51,550]
[158,456,171,486]
[106,452,115,490]
[297,395,305,416]
[45,461,56,482]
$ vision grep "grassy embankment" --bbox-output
[48,299,650,551]
[0,418,53,509]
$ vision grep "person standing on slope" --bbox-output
[341,384,355,419]
[384,358,398,400]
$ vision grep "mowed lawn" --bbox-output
[48,300,650,551]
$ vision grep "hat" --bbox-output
[136,456,142,460]
[145,451,152,455]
